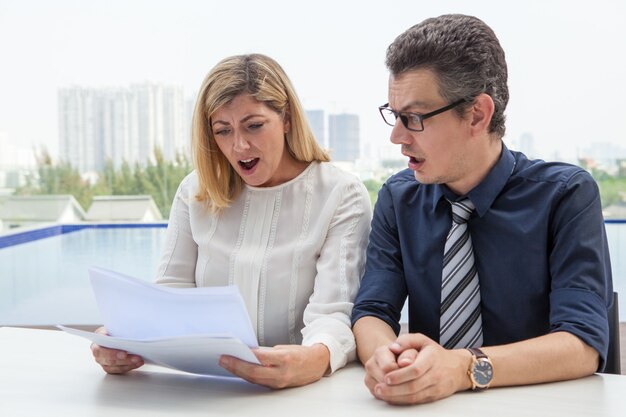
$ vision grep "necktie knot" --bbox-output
[450,198,474,225]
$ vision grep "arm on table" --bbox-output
[358,322,599,405]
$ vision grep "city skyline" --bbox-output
[56,83,366,176]
[1,1,626,166]
[58,83,189,173]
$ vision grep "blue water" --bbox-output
[0,223,624,326]
[0,227,165,326]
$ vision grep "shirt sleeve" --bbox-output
[300,179,372,373]
[155,174,198,288]
[351,180,408,335]
[548,170,612,370]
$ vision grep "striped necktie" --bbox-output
[439,198,483,349]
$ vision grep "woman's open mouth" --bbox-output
[239,158,260,171]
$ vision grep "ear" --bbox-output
[283,110,291,134]
[469,93,495,135]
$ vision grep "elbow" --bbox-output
[577,337,601,377]
[585,348,600,376]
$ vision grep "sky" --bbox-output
[1,0,625,163]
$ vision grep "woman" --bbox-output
[91,54,372,388]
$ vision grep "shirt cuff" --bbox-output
[302,333,356,374]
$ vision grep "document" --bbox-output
[59,266,260,377]
[58,325,259,377]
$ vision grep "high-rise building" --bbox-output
[305,109,326,148]
[515,132,536,159]
[328,113,360,162]
[58,83,187,174]
[183,96,196,152]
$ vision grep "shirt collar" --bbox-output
[436,143,516,217]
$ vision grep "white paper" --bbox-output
[88,266,258,348]
[58,266,261,377]
[57,325,260,377]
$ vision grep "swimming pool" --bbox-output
[0,224,166,326]
[1,221,625,326]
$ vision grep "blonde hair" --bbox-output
[191,53,330,211]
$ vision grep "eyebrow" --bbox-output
[396,100,431,112]
[211,113,266,127]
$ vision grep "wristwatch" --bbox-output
[467,347,494,391]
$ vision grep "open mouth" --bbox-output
[408,156,425,170]
[238,158,259,171]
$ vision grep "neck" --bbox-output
[447,136,502,196]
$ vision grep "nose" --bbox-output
[389,120,413,145]
[232,131,250,152]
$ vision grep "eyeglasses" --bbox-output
[378,99,467,132]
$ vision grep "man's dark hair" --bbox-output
[386,14,509,138]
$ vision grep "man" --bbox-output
[352,14,613,405]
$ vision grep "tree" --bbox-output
[14,147,193,216]
[15,148,93,210]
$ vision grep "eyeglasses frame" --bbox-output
[378,98,468,132]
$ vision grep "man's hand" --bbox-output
[90,327,145,374]
[367,333,471,405]
[363,342,403,396]
[219,343,330,389]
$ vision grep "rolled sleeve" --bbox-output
[548,171,612,369]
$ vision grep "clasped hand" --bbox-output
[364,333,470,405]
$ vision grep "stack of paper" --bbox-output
[59,266,260,377]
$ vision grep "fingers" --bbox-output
[220,354,285,388]
[371,338,462,405]
[372,351,436,404]
[396,348,418,368]
[94,326,108,336]
[91,343,144,374]
[90,326,144,374]
[369,345,400,377]
[385,343,437,386]
[376,384,442,405]
[390,333,434,353]
[219,345,329,389]
[363,345,400,395]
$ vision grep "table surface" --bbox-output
[1,327,625,417]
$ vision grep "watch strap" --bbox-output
[467,347,487,359]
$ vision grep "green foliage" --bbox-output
[361,169,626,210]
[16,149,93,209]
[362,178,383,207]
[17,150,623,216]
[595,176,626,208]
[15,147,192,218]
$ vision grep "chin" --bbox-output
[413,171,430,184]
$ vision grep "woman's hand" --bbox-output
[219,343,330,389]
[90,327,144,374]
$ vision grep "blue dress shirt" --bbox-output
[352,145,613,366]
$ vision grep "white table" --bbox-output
[1,327,625,417]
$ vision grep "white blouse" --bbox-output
[155,162,372,372]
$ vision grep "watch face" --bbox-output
[472,359,493,387]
